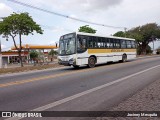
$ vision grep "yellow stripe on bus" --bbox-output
[88,49,136,54]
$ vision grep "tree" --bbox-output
[113,31,126,37]
[127,23,160,54]
[49,49,58,61]
[30,50,39,61]
[30,50,39,66]
[0,12,43,67]
[49,49,58,56]
[78,25,96,34]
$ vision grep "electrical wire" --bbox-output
[7,0,126,29]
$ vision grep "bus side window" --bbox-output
[106,38,110,48]
[126,40,132,48]
[121,40,126,48]
[92,37,97,48]
[77,35,87,53]
[110,39,115,48]
[101,37,106,48]
[98,37,104,48]
[115,39,120,48]
[131,41,136,48]
[88,36,93,48]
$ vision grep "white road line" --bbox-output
[5,64,160,120]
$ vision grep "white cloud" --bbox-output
[31,0,123,15]
[1,44,6,49]
[1,0,160,49]
[0,3,13,17]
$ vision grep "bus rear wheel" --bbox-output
[88,57,96,68]
[122,54,127,62]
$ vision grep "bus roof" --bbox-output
[74,32,135,41]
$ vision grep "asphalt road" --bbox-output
[0,56,160,120]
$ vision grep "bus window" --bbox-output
[109,39,114,48]
[131,41,136,48]
[115,39,120,48]
[101,38,106,48]
[92,37,97,48]
[106,38,110,48]
[98,37,105,48]
[126,40,132,48]
[121,40,127,48]
[77,35,87,53]
[88,36,93,48]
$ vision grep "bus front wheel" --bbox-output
[73,65,79,69]
[88,57,96,68]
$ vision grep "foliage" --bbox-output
[49,49,58,56]
[114,23,160,55]
[0,12,43,67]
[137,45,152,55]
[30,50,39,60]
[127,23,160,54]
[78,25,96,34]
[113,31,126,37]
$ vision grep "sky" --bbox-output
[0,0,160,51]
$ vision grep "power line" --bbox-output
[7,0,126,29]
[41,25,73,32]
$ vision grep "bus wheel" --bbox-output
[122,54,127,62]
[73,65,79,69]
[88,57,96,68]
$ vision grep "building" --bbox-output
[2,44,58,65]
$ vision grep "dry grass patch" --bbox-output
[0,63,62,75]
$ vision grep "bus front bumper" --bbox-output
[58,59,76,66]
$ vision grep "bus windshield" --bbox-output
[59,34,76,55]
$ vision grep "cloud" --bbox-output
[1,44,7,50]
[65,0,123,12]
[0,3,13,17]
[31,0,123,13]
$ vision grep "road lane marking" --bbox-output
[0,60,136,88]
[32,65,160,111]
[6,65,160,120]
[5,64,160,120]
[1,55,160,78]
[1,56,160,88]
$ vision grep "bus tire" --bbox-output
[122,54,127,62]
[88,56,96,68]
[73,65,79,69]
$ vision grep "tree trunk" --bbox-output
[18,50,23,67]
[141,43,147,55]
[19,33,23,67]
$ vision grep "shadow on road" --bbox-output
[63,60,134,71]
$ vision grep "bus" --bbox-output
[58,32,136,68]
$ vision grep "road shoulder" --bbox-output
[95,79,160,120]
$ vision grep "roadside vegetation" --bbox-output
[0,12,43,67]
[113,23,160,55]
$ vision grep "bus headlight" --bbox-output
[69,58,76,65]
[58,58,62,62]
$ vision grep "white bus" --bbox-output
[58,32,136,68]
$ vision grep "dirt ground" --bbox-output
[0,63,62,75]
